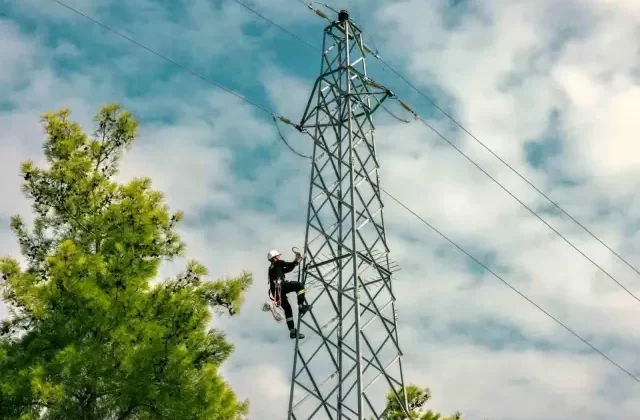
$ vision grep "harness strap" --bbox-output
[269,280,283,307]
[268,262,285,307]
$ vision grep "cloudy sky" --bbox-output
[2,0,640,418]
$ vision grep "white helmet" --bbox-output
[268,249,281,261]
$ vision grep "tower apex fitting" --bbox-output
[338,9,349,22]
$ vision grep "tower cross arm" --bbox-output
[297,74,395,132]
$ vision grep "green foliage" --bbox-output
[0,104,253,419]
[377,384,462,420]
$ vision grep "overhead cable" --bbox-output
[309,0,640,279]
[413,115,640,304]
[49,0,310,156]
[49,0,640,383]
[382,190,640,384]
[49,0,275,116]
[230,0,640,304]
[231,0,318,51]
[374,51,640,279]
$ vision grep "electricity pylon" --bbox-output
[287,10,409,420]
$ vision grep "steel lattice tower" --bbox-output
[287,10,409,420]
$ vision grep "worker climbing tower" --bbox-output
[287,9,410,420]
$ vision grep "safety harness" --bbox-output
[268,274,283,308]
[263,260,286,323]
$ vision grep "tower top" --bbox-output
[338,9,349,22]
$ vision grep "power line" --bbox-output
[306,1,640,279]
[231,0,318,51]
[48,0,640,384]
[415,116,640,304]
[373,53,640,279]
[272,115,311,159]
[281,134,640,384]
[48,0,274,116]
[364,5,640,279]
[382,189,640,384]
[50,0,310,156]
[224,1,640,384]
[228,0,640,304]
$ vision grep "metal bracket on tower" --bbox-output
[338,9,349,22]
[287,8,410,420]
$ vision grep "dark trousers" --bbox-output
[271,280,307,330]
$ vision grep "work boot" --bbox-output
[299,303,312,317]
[289,328,305,339]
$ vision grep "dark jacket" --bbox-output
[268,259,299,285]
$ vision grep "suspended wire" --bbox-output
[371,92,412,124]
[277,135,640,383]
[414,115,640,304]
[227,0,640,304]
[381,190,640,384]
[295,0,338,15]
[273,116,311,159]
[49,0,305,159]
[48,0,640,383]
[317,2,640,279]
[224,2,640,382]
[49,0,274,115]
[277,140,640,383]
[230,0,318,51]
[372,53,640,279]
[381,104,411,123]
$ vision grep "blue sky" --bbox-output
[2,0,640,419]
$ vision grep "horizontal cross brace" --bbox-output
[305,254,352,271]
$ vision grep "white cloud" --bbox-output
[0,20,37,85]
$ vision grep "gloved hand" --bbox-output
[292,247,304,262]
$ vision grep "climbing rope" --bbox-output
[261,301,285,323]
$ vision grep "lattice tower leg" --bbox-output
[286,10,410,420]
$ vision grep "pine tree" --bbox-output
[377,384,462,420]
[0,104,252,419]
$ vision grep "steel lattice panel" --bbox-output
[287,13,409,420]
